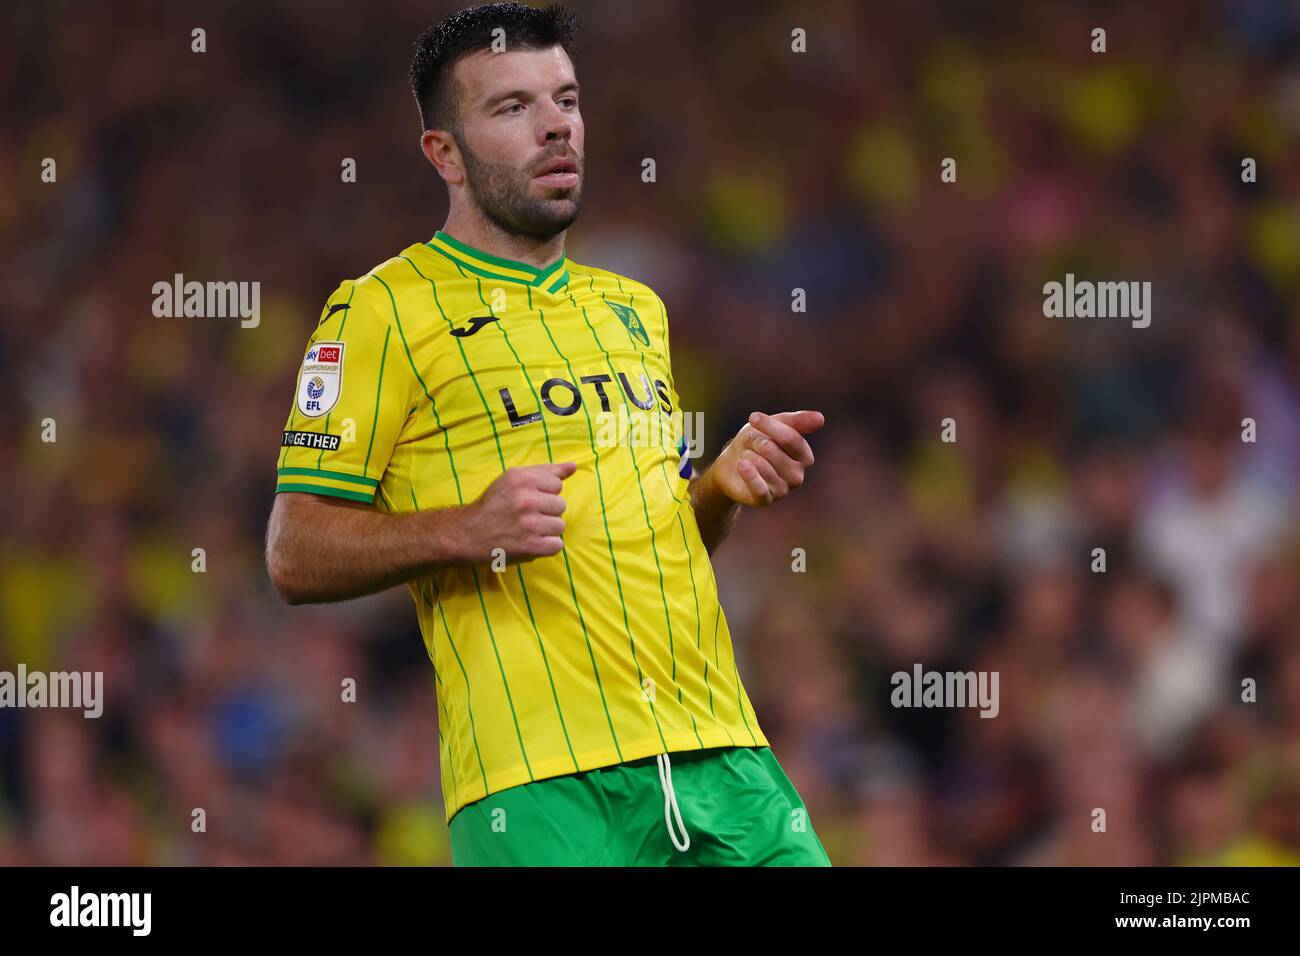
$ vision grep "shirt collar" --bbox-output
[427,230,570,293]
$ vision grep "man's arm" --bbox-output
[688,410,825,555]
[266,461,575,605]
[267,493,471,604]
[689,468,742,555]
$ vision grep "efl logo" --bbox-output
[297,341,345,418]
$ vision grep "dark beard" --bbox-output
[460,138,582,241]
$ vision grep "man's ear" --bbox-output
[422,128,464,186]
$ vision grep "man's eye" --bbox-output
[559,97,578,110]
[502,103,524,115]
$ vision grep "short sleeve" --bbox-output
[275,279,414,503]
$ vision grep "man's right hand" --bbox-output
[463,461,576,563]
[267,461,578,605]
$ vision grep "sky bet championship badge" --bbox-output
[296,341,345,417]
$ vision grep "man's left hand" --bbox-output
[702,410,825,507]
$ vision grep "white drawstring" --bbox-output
[656,753,691,852]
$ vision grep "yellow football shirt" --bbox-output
[276,231,768,822]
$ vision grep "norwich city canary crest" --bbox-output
[605,301,650,347]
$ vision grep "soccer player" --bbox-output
[266,2,829,866]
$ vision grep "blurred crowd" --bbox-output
[1,0,1298,865]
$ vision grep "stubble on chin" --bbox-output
[463,147,582,239]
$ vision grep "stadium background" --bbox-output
[2,0,1299,865]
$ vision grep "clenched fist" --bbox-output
[464,461,576,563]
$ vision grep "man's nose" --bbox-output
[538,101,573,144]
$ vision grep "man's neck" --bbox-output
[439,212,566,269]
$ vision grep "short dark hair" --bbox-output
[409,3,580,134]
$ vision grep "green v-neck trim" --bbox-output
[428,230,569,292]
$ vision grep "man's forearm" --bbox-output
[267,492,474,604]
[689,468,741,554]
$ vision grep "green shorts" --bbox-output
[448,745,832,866]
